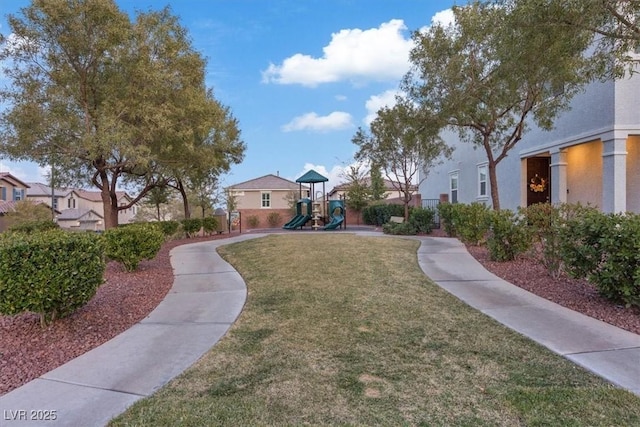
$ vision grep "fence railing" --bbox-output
[421,198,441,229]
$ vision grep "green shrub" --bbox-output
[266,212,281,228]
[487,209,531,261]
[156,220,180,237]
[362,203,405,226]
[409,207,435,234]
[103,223,164,271]
[455,203,491,245]
[247,215,260,228]
[382,221,417,235]
[438,203,458,237]
[0,230,105,325]
[202,216,219,235]
[181,218,202,237]
[8,219,59,234]
[559,209,640,308]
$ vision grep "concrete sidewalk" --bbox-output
[0,233,258,427]
[416,236,640,397]
[1,232,639,426]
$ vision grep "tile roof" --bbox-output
[25,182,71,197]
[229,174,308,191]
[0,172,30,189]
[57,208,103,221]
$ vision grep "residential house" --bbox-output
[327,177,420,205]
[26,184,139,230]
[418,70,640,214]
[227,174,310,229]
[0,173,30,231]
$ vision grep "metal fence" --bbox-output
[421,198,441,229]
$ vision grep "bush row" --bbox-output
[0,217,224,325]
[380,207,436,235]
[439,202,640,308]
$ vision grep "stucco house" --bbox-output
[419,70,640,214]
[26,184,138,230]
[0,173,30,231]
[227,174,310,229]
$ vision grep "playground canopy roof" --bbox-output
[296,169,328,183]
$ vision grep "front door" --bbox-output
[527,157,550,206]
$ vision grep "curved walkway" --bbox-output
[1,232,638,426]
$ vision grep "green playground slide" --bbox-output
[323,214,344,230]
[289,214,311,229]
[283,214,302,229]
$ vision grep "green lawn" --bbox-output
[110,234,640,426]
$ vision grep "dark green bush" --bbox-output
[438,203,458,237]
[0,230,105,325]
[181,218,202,237]
[362,204,405,226]
[382,221,417,235]
[455,203,491,245]
[103,223,164,271]
[487,209,531,261]
[8,219,59,234]
[559,209,640,308]
[266,212,281,228]
[409,207,435,234]
[202,216,219,235]
[156,220,180,237]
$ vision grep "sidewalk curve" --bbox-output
[1,232,638,427]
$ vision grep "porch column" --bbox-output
[550,148,567,205]
[602,138,627,213]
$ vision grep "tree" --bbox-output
[403,1,595,210]
[5,200,53,228]
[353,98,452,221]
[342,164,370,224]
[144,186,172,222]
[0,0,242,229]
[369,162,386,202]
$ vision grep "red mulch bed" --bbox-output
[1,230,639,396]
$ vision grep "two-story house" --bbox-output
[226,174,310,229]
[419,70,640,214]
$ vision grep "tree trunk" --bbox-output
[99,173,119,229]
[488,160,500,211]
[156,204,161,222]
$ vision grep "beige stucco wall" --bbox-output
[566,140,603,208]
[627,136,640,212]
[234,189,295,210]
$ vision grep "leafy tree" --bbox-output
[5,200,53,228]
[144,186,172,222]
[369,162,386,201]
[342,164,370,224]
[505,0,640,77]
[353,98,452,221]
[0,0,242,229]
[403,1,595,210]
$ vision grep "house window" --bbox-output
[261,192,271,208]
[13,188,24,201]
[0,187,6,201]
[52,197,58,210]
[68,197,76,209]
[449,172,459,204]
[478,164,488,198]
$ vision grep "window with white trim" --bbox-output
[449,172,459,204]
[261,192,271,208]
[478,164,488,198]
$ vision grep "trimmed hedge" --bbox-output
[181,218,202,237]
[156,220,180,237]
[362,204,405,226]
[103,223,164,271]
[0,230,105,325]
[487,209,530,261]
[8,219,59,234]
[202,216,219,235]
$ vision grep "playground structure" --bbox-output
[282,169,346,231]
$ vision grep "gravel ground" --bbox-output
[1,231,639,396]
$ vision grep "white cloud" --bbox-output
[432,9,455,27]
[335,94,347,101]
[363,89,401,126]
[282,111,353,133]
[262,19,413,87]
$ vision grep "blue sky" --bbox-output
[0,0,457,192]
